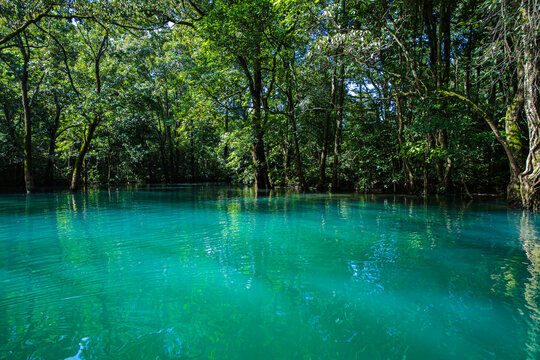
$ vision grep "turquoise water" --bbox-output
[0,186,538,360]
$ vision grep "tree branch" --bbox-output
[0,5,54,47]
[35,23,80,97]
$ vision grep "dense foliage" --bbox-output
[0,0,539,208]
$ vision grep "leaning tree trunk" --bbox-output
[439,90,522,204]
[70,117,99,191]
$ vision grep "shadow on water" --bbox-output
[0,186,538,359]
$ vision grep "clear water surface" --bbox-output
[0,185,539,359]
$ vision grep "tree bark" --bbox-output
[395,94,415,192]
[157,123,170,183]
[439,0,452,85]
[17,35,34,193]
[331,58,346,191]
[223,109,229,161]
[437,129,452,192]
[423,0,438,86]
[238,46,271,189]
[317,57,338,191]
[288,109,305,190]
[70,117,99,191]
[283,56,306,190]
[317,109,332,191]
[330,0,347,191]
[519,12,540,209]
[505,64,525,205]
[439,90,522,201]
[282,141,290,185]
[190,117,196,181]
[45,93,62,185]
[251,127,271,189]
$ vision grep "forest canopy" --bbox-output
[0,0,539,208]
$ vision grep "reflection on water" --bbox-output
[0,186,539,359]
[518,213,540,359]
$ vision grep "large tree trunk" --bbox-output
[252,64,271,189]
[437,129,452,192]
[506,65,525,205]
[163,89,176,182]
[464,29,474,98]
[423,0,438,85]
[223,109,229,161]
[238,42,271,189]
[424,1,454,192]
[330,0,347,191]
[283,57,306,190]
[395,94,415,192]
[289,110,305,190]
[157,125,170,183]
[190,117,196,181]
[252,127,271,189]
[282,140,290,185]
[251,89,271,189]
[516,1,540,209]
[18,36,34,193]
[165,124,175,181]
[317,59,338,191]
[439,0,452,85]
[519,46,540,209]
[20,64,34,193]
[331,59,346,191]
[438,1,454,192]
[317,109,332,191]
